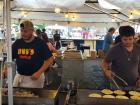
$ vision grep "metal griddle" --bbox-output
[77,89,140,105]
[2,87,59,105]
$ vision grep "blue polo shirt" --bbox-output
[102,34,113,54]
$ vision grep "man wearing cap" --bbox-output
[101,26,140,87]
[3,20,53,88]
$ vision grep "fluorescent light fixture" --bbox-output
[98,0,121,10]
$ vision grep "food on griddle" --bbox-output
[130,95,140,100]
[114,90,126,95]
[101,89,113,95]
[103,95,115,98]
[88,93,102,98]
[116,95,129,99]
[15,91,37,97]
[129,91,140,96]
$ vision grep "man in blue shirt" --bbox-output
[102,27,115,54]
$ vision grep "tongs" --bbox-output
[111,72,128,89]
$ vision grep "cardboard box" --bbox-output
[98,49,105,59]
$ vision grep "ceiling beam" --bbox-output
[113,9,129,18]
[11,9,120,15]
[12,17,116,23]
[85,0,98,3]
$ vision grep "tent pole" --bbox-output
[4,0,13,105]
[0,0,6,104]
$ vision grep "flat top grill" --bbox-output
[77,89,140,105]
[2,87,59,105]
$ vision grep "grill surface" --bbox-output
[77,89,140,105]
[2,88,59,105]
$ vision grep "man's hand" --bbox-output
[31,71,42,80]
[136,78,140,87]
[104,70,114,80]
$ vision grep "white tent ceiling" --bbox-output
[14,0,86,9]
[105,0,140,9]
[0,0,140,25]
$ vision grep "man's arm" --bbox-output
[136,59,140,87]
[101,60,114,80]
[31,57,53,80]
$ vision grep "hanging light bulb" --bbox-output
[71,15,76,21]
[21,11,25,16]
[20,11,28,17]
[129,12,133,19]
[65,13,69,18]
[23,13,27,18]
[112,17,116,22]
[113,14,117,17]
[55,7,61,13]
[55,23,58,26]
